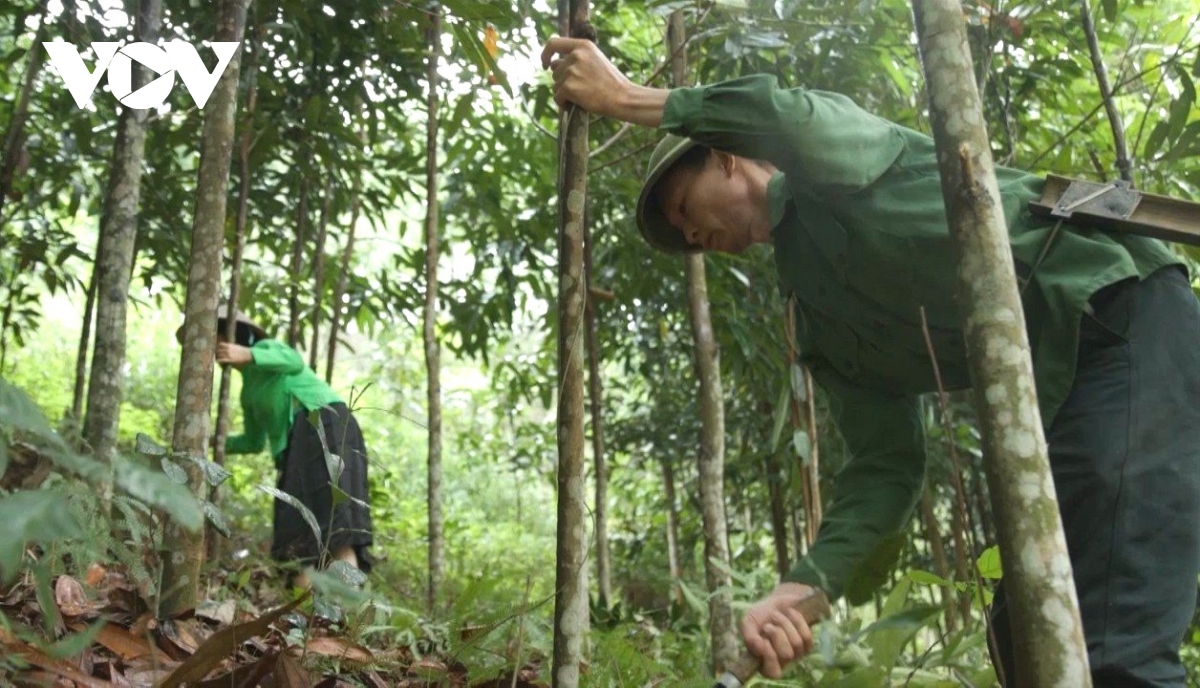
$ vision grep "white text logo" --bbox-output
[43,41,240,110]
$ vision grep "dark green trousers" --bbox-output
[990,266,1200,686]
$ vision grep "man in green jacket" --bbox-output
[541,37,1200,686]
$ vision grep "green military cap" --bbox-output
[636,134,703,254]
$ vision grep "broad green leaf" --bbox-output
[331,484,368,510]
[184,455,231,488]
[769,377,789,451]
[906,569,950,587]
[113,455,203,530]
[326,559,368,587]
[793,429,811,464]
[0,378,55,439]
[161,458,189,485]
[1101,0,1116,23]
[44,620,106,659]
[976,545,1003,579]
[1143,121,1169,160]
[135,433,167,457]
[0,491,84,581]
[789,363,806,402]
[203,501,231,538]
[310,410,343,488]
[259,485,322,554]
[34,563,59,636]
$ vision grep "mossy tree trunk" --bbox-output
[159,0,248,616]
[423,8,444,615]
[668,10,738,672]
[911,1,1091,684]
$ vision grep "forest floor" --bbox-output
[0,561,549,687]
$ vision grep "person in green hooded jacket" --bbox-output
[196,306,374,583]
[541,37,1200,687]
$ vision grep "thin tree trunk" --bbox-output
[971,463,995,547]
[583,215,611,609]
[919,487,956,632]
[764,450,790,578]
[784,295,822,545]
[0,0,47,221]
[662,458,683,606]
[159,0,248,616]
[1079,0,1132,184]
[83,0,161,481]
[423,10,444,615]
[307,179,331,370]
[208,25,257,565]
[287,177,308,348]
[947,450,974,626]
[912,1,1090,684]
[668,12,737,670]
[325,133,363,384]
[552,1,591,685]
[71,256,99,425]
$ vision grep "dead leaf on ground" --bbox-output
[85,563,107,588]
[0,627,114,688]
[305,635,375,664]
[69,621,154,662]
[195,598,237,626]
[55,575,94,618]
[155,617,210,659]
[194,652,278,688]
[275,651,313,688]
[157,593,308,688]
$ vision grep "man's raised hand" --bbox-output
[539,36,668,127]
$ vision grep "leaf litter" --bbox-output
[1,564,547,687]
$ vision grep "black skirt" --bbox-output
[271,402,373,573]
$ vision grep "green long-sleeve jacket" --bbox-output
[226,339,342,465]
[660,75,1181,600]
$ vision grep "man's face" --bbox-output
[655,152,759,254]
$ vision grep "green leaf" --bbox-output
[0,441,8,478]
[34,563,59,636]
[135,433,167,457]
[1143,121,1169,160]
[793,429,811,464]
[789,363,807,402]
[44,620,106,659]
[326,560,368,587]
[161,458,189,485]
[330,484,368,510]
[309,410,343,488]
[0,491,84,581]
[976,545,1003,579]
[184,455,231,488]
[906,569,951,587]
[203,501,231,538]
[0,378,55,439]
[1101,0,1117,23]
[259,485,323,554]
[113,455,203,531]
[769,378,789,451]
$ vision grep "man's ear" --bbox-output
[714,150,737,177]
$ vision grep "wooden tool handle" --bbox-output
[717,589,832,688]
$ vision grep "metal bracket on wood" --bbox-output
[1029,174,1200,247]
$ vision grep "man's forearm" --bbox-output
[610,84,670,128]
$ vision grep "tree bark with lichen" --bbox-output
[911,0,1091,685]
[668,9,738,672]
[159,0,248,617]
[552,0,591,685]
